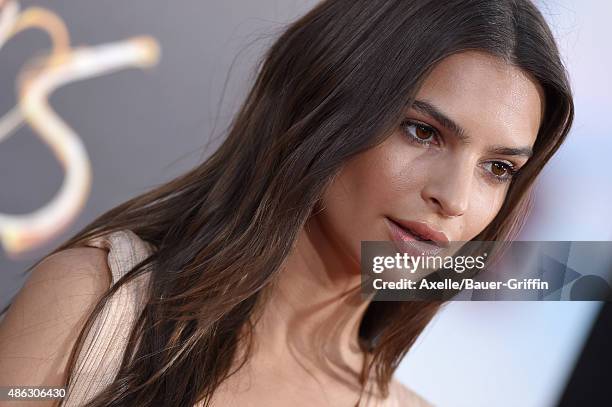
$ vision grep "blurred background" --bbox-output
[0,1,609,406]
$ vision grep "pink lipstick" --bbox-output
[385,217,449,257]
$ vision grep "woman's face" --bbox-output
[314,51,544,269]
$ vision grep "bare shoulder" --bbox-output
[14,246,112,305]
[389,378,434,407]
[0,246,112,387]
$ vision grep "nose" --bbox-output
[421,155,474,217]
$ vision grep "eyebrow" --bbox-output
[409,99,533,158]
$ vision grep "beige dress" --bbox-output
[61,229,433,407]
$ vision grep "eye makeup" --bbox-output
[399,119,521,184]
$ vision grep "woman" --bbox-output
[0,0,573,406]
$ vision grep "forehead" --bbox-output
[414,51,544,149]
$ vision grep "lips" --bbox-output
[387,217,450,248]
[384,217,451,258]
[399,225,431,241]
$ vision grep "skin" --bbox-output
[319,50,544,263]
[211,50,545,406]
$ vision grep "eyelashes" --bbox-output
[482,161,518,184]
[400,120,440,146]
[399,119,519,184]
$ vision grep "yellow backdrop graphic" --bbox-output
[0,0,160,258]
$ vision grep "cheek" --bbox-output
[319,152,391,235]
[316,142,418,258]
[324,138,428,223]
[462,185,508,240]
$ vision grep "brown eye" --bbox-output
[415,124,434,140]
[484,161,517,184]
[491,162,508,176]
[401,121,439,146]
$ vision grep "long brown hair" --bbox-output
[2,0,573,405]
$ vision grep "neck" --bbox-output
[251,215,372,382]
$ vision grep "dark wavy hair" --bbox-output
[2,0,573,405]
